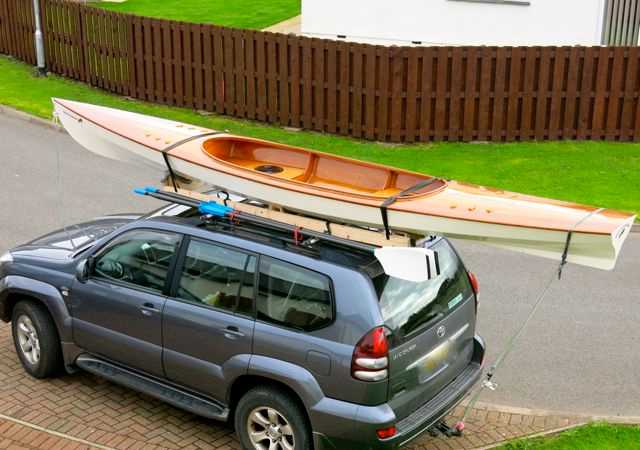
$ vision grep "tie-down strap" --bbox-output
[558,207,606,279]
[379,178,439,239]
[160,131,223,191]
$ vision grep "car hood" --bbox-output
[12,215,139,260]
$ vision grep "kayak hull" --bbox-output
[53,98,636,271]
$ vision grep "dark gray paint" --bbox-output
[70,278,167,377]
[162,299,255,400]
[0,214,485,449]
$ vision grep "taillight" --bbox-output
[376,425,397,439]
[351,327,389,382]
[468,271,479,295]
[468,271,479,312]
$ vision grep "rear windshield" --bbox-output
[374,239,473,343]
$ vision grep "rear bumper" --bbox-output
[312,335,486,450]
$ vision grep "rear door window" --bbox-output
[176,238,256,316]
[257,257,333,331]
[374,239,472,343]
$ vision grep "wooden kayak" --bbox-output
[53,98,636,271]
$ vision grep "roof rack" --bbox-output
[134,187,416,252]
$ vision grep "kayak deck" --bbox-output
[202,136,444,198]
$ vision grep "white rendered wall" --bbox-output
[301,0,608,46]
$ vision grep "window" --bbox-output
[93,230,181,293]
[257,257,333,331]
[375,239,473,343]
[177,239,256,315]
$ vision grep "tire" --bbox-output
[235,386,312,450]
[11,300,63,379]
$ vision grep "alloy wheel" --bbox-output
[247,406,296,450]
[16,315,40,365]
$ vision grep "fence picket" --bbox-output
[222,26,235,115]
[534,48,551,140]
[606,47,625,140]
[404,47,419,143]
[577,47,595,140]
[234,28,246,118]
[492,47,507,141]
[621,47,639,141]
[364,44,376,140]
[547,47,566,140]
[278,32,290,126]
[563,47,580,138]
[289,34,301,129]
[245,30,256,119]
[338,40,351,136]
[433,46,448,141]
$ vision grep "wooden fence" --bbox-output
[2,0,640,143]
[0,0,35,64]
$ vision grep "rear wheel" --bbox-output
[235,387,311,450]
[11,301,63,379]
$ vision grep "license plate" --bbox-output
[422,341,450,372]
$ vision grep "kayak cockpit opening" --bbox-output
[201,136,446,199]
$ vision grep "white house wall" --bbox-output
[301,0,608,46]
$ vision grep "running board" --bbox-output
[75,355,229,421]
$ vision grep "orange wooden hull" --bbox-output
[53,98,636,270]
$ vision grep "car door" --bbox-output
[71,229,181,377]
[162,237,256,401]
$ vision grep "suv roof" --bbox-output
[138,205,450,282]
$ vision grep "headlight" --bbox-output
[0,252,13,264]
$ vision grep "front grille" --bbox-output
[396,362,481,434]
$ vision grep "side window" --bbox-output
[177,239,256,316]
[93,230,181,293]
[257,257,333,331]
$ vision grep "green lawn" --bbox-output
[95,0,300,29]
[499,423,640,449]
[1,55,639,216]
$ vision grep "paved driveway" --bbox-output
[0,111,638,422]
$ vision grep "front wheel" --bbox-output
[11,300,63,379]
[235,387,311,450]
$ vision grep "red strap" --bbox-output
[228,211,240,224]
[293,227,302,245]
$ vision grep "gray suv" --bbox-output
[0,202,485,449]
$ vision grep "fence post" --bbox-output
[32,0,46,74]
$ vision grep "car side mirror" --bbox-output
[374,247,440,282]
[75,257,93,283]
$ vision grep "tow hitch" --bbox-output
[428,420,464,438]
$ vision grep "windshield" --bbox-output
[374,239,473,343]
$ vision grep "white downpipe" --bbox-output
[32,0,46,74]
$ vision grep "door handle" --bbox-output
[223,326,245,339]
[140,302,158,317]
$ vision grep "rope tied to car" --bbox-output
[453,207,607,434]
[379,178,440,240]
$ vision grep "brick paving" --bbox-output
[0,322,585,450]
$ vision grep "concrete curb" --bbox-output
[0,412,118,450]
[470,400,640,424]
[0,104,63,132]
[2,102,639,236]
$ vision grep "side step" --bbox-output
[75,355,229,421]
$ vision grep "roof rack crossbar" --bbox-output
[135,186,377,253]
